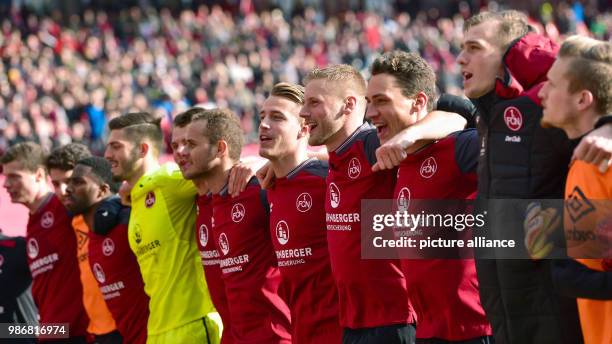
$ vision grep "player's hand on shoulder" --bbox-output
[572,124,612,173]
[256,161,275,190]
[372,136,410,172]
[119,181,132,206]
[229,162,255,197]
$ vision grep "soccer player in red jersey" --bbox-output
[1,142,89,343]
[299,65,468,344]
[46,143,122,344]
[182,108,292,344]
[259,82,342,343]
[172,109,233,344]
[64,156,149,344]
[366,51,492,343]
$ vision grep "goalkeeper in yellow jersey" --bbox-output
[104,112,221,344]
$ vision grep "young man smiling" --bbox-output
[299,64,469,344]
[366,50,492,344]
[259,82,341,343]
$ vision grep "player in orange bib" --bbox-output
[538,36,612,344]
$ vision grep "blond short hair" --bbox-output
[464,10,530,52]
[559,36,611,114]
[304,64,367,96]
[271,82,305,105]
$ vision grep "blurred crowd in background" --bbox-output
[0,0,609,155]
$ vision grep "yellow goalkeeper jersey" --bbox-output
[128,163,216,336]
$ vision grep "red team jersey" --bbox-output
[266,159,342,343]
[88,199,149,344]
[326,123,416,329]
[195,194,232,344]
[394,129,492,340]
[26,193,89,340]
[211,179,292,344]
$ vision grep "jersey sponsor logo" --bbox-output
[102,238,115,256]
[27,238,39,259]
[348,157,362,179]
[276,220,290,245]
[329,183,340,209]
[420,157,437,178]
[41,211,54,229]
[296,192,313,212]
[100,281,125,300]
[503,106,523,131]
[566,186,595,223]
[145,191,156,208]
[505,135,521,143]
[29,253,59,276]
[397,187,411,212]
[93,263,106,283]
[231,203,246,223]
[219,233,230,256]
[133,224,142,244]
[199,224,209,247]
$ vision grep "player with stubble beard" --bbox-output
[181,108,292,344]
[299,64,471,344]
[46,143,121,344]
[171,108,233,344]
[63,156,149,344]
[104,112,221,344]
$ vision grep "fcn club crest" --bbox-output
[231,203,246,223]
[503,106,523,131]
[102,238,115,256]
[145,191,156,208]
[296,193,313,213]
[420,157,437,179]
[348,158,362,179]
[41,211,54,229]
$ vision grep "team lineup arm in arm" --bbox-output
[117,161,261,205]
[374,114,612,173]
[373,110,468,171]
